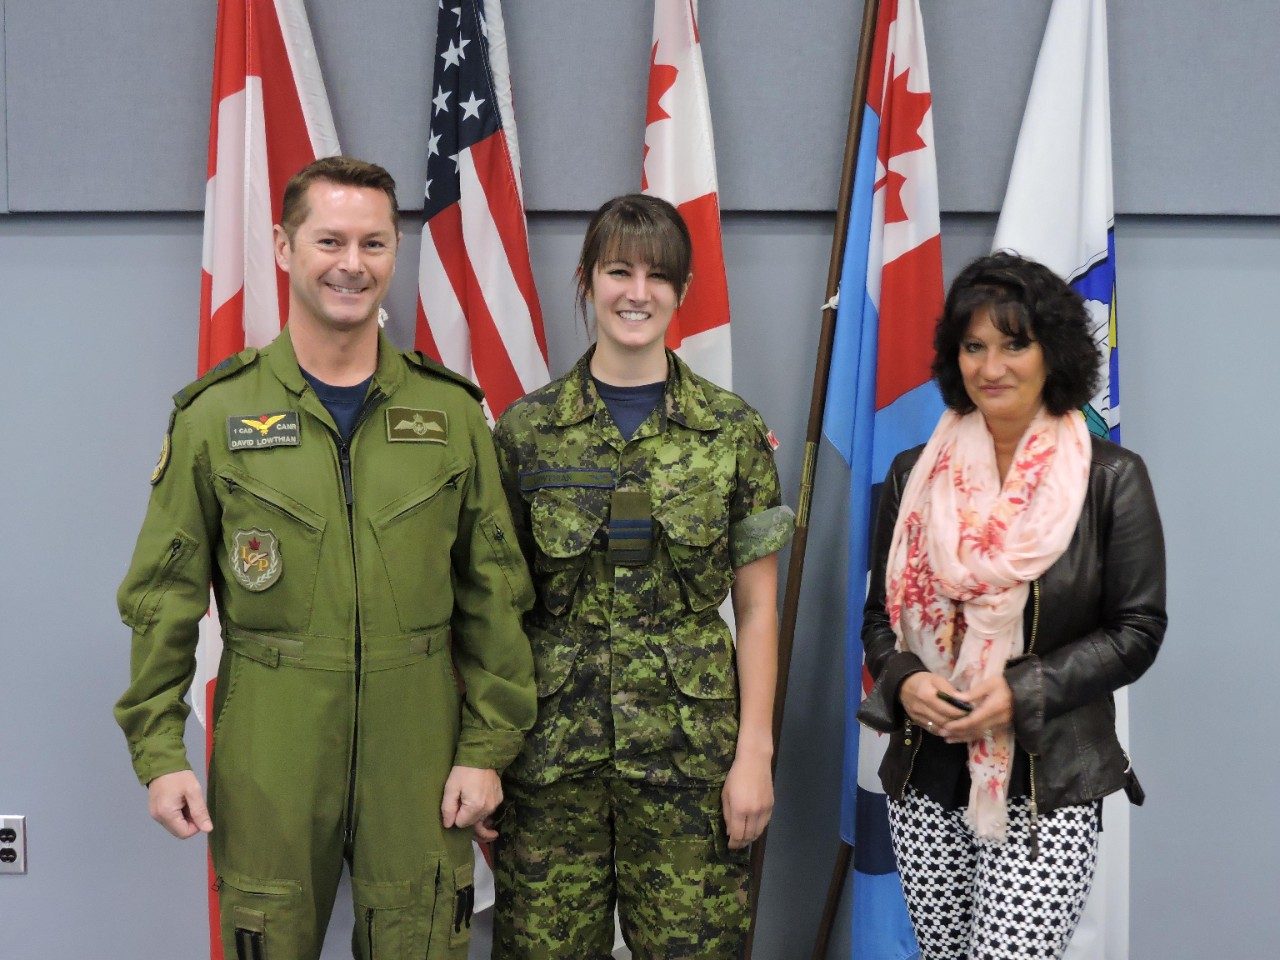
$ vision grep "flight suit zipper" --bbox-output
[1027,579,1041,859]
[331,390,384,851]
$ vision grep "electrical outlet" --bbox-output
[0,816,27,874]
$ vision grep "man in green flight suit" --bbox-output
[114,156,536,960]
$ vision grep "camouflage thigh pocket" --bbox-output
[615,786,748,960]
[492,783,616,959]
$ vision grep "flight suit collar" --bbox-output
[552,346,720,434]
[263,326,407,400]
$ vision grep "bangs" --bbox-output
[597,223,686,280]
[959,285,1035,341]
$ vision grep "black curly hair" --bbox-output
[932,251,1102,416]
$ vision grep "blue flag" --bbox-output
[822,1,944,956]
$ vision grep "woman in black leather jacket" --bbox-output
[858,252,1166,960]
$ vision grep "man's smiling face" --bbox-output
[274,180,399,334]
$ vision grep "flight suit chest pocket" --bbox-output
[215,467,325,632]
[370,461,469,632]
[653,484,732,613]
[529,487,607,615]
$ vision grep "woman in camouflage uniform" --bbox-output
[490,194,794,959]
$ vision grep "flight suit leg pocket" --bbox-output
[216,871,304,960]
[422,860,474,958]
[351,878,415,960]
[447,862,476,952]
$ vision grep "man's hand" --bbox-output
[147,770,213,839]
[721,751,774,850]
[441,766,502,839]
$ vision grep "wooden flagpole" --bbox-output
[742,1,882,957]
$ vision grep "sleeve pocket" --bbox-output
[119,530,199,631]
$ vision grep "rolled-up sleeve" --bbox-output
[728,412,795,568]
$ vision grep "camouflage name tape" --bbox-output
[518,468,615,493]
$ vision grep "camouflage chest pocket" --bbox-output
[370,460,469,632]
[653,482,733,613]
[215,466,325,633]
[528,487,608,615]
[661,615,740,780]
[504,622,587,783]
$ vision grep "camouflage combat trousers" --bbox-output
[492,775,751,960]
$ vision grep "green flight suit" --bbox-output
[490,349,794,959]
[114,329,536,960]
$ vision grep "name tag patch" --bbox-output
[227,412,301,450]
[387,407,448,443]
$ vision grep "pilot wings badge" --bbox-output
[386,407,448,444]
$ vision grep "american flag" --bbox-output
[415,0,548,419]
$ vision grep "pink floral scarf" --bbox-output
[885,407,1090,840]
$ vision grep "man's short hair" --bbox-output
[279,156,399,242]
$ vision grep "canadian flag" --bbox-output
[195,2,339,957]
[642,0,732,388]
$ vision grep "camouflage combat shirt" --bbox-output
[493,348,795,786]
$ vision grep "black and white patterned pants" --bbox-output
[886,787,1100,960]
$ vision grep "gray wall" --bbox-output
[3,211,1278,960]
[4,1,1279,213]
[2,1,1279,959]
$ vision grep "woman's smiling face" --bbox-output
[589,258,681,357]
[958,307,1048,432]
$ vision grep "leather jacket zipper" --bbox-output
[1028,579,1041,860]
[899,718,924,801]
